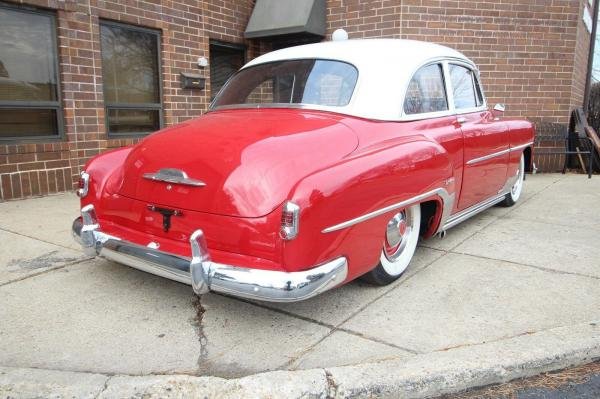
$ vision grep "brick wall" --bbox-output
[327,0,402,38]
[571,1,591,109]
[0,0,594,200]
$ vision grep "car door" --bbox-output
[449,63,509,210]
[402,62,466,214]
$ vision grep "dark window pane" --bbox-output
[450,65,477,109]
[0,7,57,102]
[210,44,245,100]
[101,24,160,104]
[107,109,159,134]
[213,60,358,108]
[0,108,58,138]
[404,64,448,115]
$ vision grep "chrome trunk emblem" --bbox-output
[143,168,206,187]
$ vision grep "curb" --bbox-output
[1,321,599,398]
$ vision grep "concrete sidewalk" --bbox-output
[1,173,599,398]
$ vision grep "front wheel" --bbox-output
[362,204,421,286]
[500,152,525,207]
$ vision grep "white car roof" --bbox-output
[242,39,477,121]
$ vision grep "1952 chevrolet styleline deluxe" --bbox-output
[72,39,534,302]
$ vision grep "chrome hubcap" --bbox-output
[384,211,411,261]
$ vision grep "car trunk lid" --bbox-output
[117,109,359,217]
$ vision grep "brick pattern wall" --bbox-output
[327,0,402,38]
[571,1,591,109]
[327,0,585,126]
[0,0,594,200]
[0,0,255,201]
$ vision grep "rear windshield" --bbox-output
[211,59,358,109]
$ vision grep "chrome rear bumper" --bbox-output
[72,205,348,302]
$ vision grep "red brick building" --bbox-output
[0,0,595,200]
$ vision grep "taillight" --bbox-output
[77,171,90,198]
[280,201,300,240]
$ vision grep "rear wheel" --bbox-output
[362,204,421,286]
[500,152,525,207]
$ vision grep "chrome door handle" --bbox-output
[457,117,467,124]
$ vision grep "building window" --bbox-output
[210,41,246,100]
[100,21,162,136]
[0,5,61,140]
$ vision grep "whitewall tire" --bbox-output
[501,152,525,207]
[362,204,421,285]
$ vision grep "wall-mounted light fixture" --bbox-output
[197,56,208,68]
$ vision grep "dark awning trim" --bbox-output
[244,0,326,40]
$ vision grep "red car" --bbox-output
[72,39,534,302]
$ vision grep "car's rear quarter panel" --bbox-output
[507,119,536,172]
[285,132,454,280]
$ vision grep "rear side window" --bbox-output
[450,64,479,109]
[403,64,448,115]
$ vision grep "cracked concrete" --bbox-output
[191,295,208,365]
[0,228,86,285]
[325,369,339,399]
[8,250,63,270]
[1,173,600,398]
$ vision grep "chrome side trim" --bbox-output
[143,168,206,187]
[442,193,506,231]
[313,141,534,235]
[466,141,533,166]
[466,148,510,165]
[510,141,534,153]
[439,143,532,232]
[72,206,347,302]
[322,188,454,234]
[321,140,533,235]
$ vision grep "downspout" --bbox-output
[583,0,599,110]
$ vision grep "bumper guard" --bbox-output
[72,205,348,302]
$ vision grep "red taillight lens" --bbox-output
[281,213,294,225]
[76,171,89,198]
[280,201,300,240]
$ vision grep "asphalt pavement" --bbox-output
[441,361,600,399]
